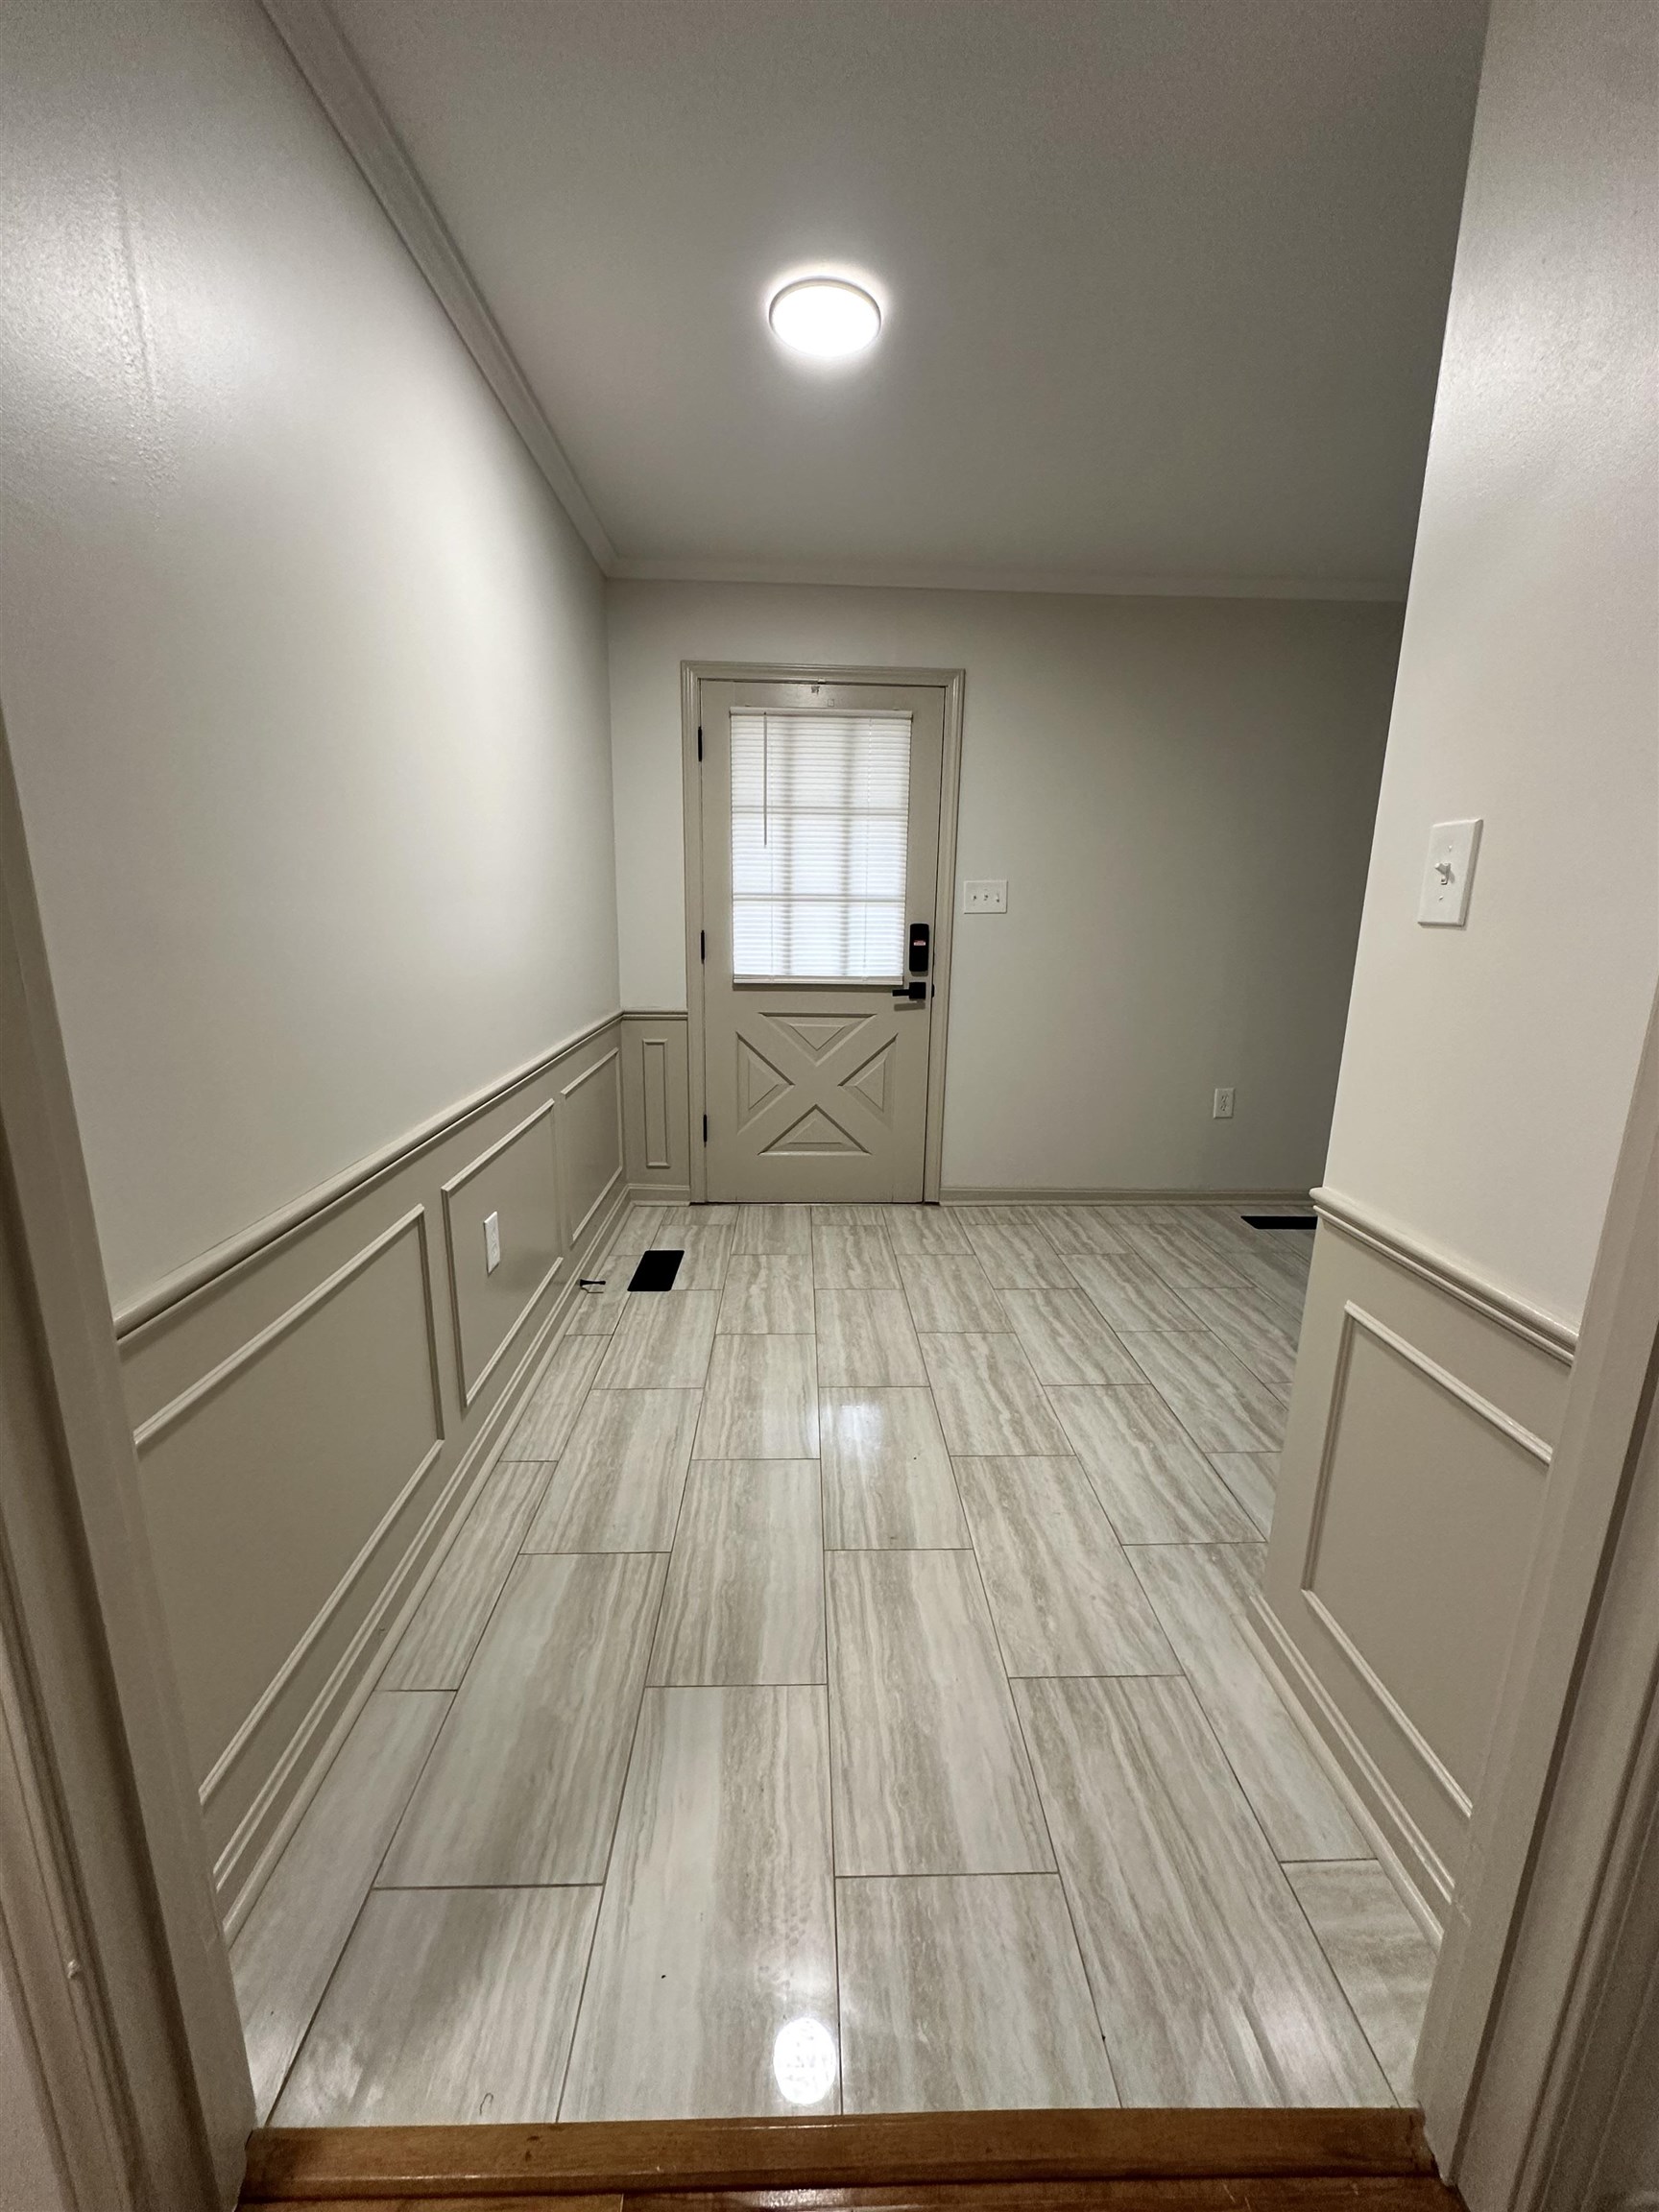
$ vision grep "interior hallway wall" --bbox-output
[1261,0,1657,1933]
[608,580,1402,1195]
[0,0,618,1317]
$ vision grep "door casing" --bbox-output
[681,661,964,1205]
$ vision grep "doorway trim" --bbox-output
[679,661,965,1206]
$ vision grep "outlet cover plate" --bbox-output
[484,1211,501,1273]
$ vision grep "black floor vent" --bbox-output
[628,1249,684,1291]
[1240,1214,1317,1232]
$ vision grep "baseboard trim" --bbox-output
[215,1173,635,1939]
[1310,1186,1577,1364]
[115,1012,624,1337]
[241,2107,1436,2200]
[630,1182,691,1205]
[1250,1587,1453,1942]
[941,1185,1314,1208]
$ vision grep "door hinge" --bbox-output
[703,1114,709,1143]
[696,725,703,761]
[700,929,706,963]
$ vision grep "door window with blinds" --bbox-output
[730,709,912,980]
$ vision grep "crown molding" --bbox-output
[259,0,616,570]
[607,553,1407,604]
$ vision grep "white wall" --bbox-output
[1321,0,1658,1328]
[609,580,1401,1194]
[0,0,618,1312]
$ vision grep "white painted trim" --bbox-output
[1250,1588,1453,1941]
[256,0,614,569]
[439,1100,564,1411]
[114,1011,622,1336]
[611,554,1407,602]
[1311,1185,1578,1362]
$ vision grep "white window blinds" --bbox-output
[730,709,912,980]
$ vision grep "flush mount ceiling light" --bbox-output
[766,276,882,360]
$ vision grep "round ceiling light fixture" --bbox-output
[766,275,882,360]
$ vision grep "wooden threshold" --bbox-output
[240,2109,1459,2205]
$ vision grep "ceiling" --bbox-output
[327,0,1487,595]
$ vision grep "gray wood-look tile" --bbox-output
[1211,1450,1279,1538]
[656,1203,738,1231]
[271,1886,600,2125]
[813,1203,889,1226]
[997,1288,1137,1385]
[655,1217,733,1290]
[1064,1252,1201,1332]
[953,1457,1179,1680]
[1047,1383,1258,1544]
[521,1387,700,1552]
[961,1216,1076,1287]
[649,1460,825,1685]
[918,1334,1070,1456]
[379,1554,664,1887]
[837,1875,1118,2112]
[561,1685,837,2119]
[1037,1205,1136,1254]
[820,1387,966,1549]
[694,1334,820,1459]
[1129,1209,1306,1324]
[231,1691,449,2122]
[718,1252,815,1334]
[812,1223,900,1287]
[1285,1861,1434,2104]
[815,1289,927,1386]
[898,1253,1008,1333]
[1015,1675,1391,2107]
[1122,1327,1289,1452]
[1148,1271,1301,1399]
[607,1203,664,1259]
[565,1280,629,1334]
[1126,1542,1366,1861]
[594,1289,719,1389]
[380,1459,549,1691]
[827,1550,1053,1876]
[500,1335,609,1459]
[734,1202,812,1254]
[883,1206,975,1254]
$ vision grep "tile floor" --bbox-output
[231,1200,1437,2128]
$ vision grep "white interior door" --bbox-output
[698,677,947,1202]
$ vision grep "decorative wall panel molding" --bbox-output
[621,1013,691,1192]
[1260,1216,1571,1926]
[441,1098,563,1410]
[117,1020,627,1930]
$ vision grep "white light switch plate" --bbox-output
[1418,818,1482,926]
[963,878,1007,914]
[483,1211,501,1273]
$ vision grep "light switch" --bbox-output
[962,879,1007,914]
[484,1211,501,1273]
[1418,819,1482,926]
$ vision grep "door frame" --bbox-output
[680,661,965,1206]
[0,708,253,2208]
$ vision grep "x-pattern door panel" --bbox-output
[700,678,946,1203]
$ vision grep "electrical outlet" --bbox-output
[962,878,1007,914]
[483,1211,501,1273]
[1213,1087,1236,1120]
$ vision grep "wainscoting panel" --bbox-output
[1256,1193,1573,1928]
[621,1012,690,1193]
[560,1046,625,1249]
[442,1100,563,1409]
[115,1018,628,1931]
